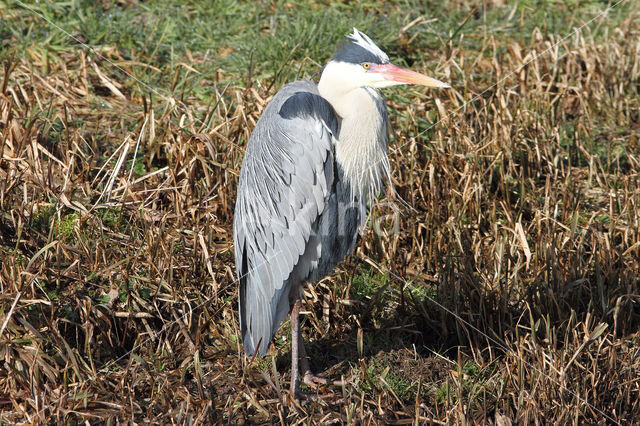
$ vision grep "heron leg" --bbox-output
[290,283,345,400]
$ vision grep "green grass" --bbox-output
[351,267,389,301]
[97,206,123,230]
[54,212,78,242]
[4,0,630,104]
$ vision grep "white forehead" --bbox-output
[347,28,389,63]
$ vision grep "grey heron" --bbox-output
[234,28,449,398]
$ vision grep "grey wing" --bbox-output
[233,81,338,357]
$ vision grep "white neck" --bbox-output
[318,69,390,202]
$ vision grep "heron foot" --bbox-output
[300,355,346,386]
[302,370,345,388]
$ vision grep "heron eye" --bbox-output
[362,63,371,70]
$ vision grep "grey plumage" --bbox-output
[233,29,449,364]
[234,81,370,356]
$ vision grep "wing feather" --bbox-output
[234,81,338,356]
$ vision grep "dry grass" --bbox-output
[1,1,640,424]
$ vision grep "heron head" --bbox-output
[321,28,450,91]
